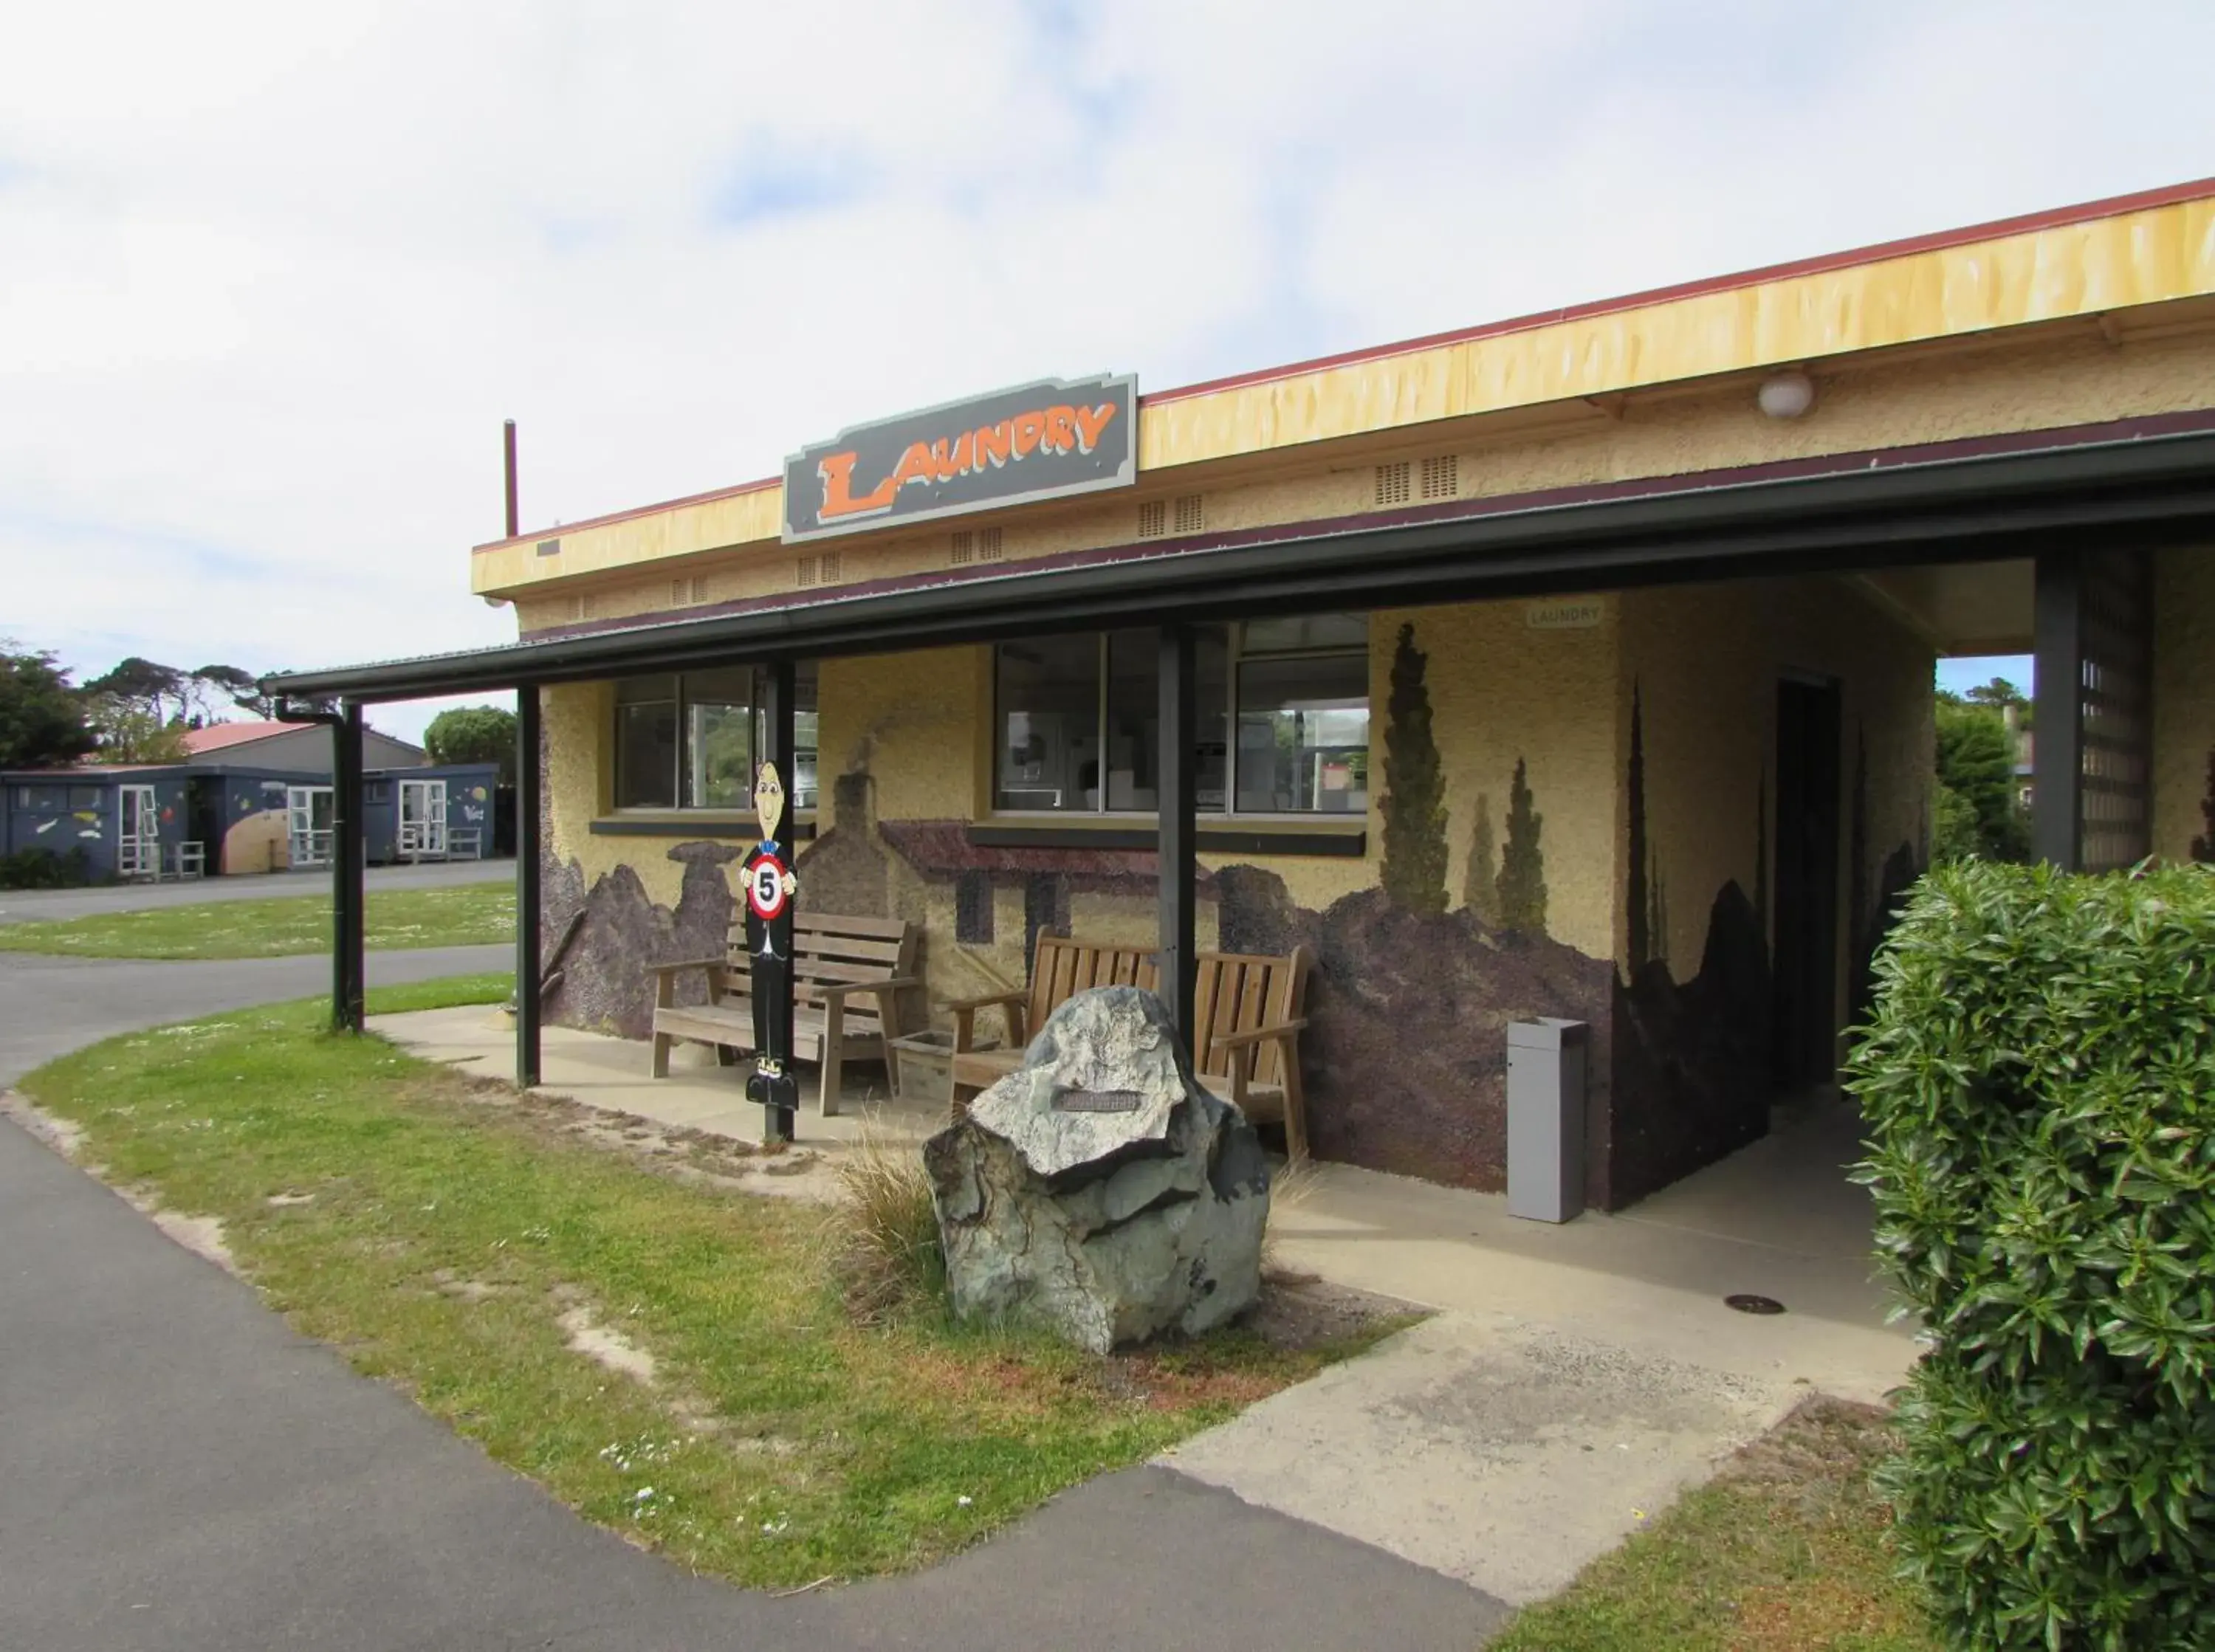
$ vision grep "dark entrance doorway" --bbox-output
[1772,676,1841,1088]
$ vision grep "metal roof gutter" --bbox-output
[264,424,2215,703]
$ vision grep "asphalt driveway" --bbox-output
[0,949,1503,1652]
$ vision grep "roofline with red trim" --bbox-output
[473,174,2215,555]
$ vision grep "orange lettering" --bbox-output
[1044,405,1079,453]
[936,432,975,479]
[816,450,896,520]
[890,441,938,492]
[1011,411,1045,458]
[1073,402,1117,453]
[974,421,1012,468]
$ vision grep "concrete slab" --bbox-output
[1160,1312,1788,1607]
[371,1004,951,1153]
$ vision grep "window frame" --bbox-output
[608,664,818,816]
[989,620,1371,824]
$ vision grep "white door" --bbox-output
[287,786,334,867]
[398,779,447,860]
[119,785,159,878]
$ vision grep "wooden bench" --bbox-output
[947,935,1314,1160]
[648,911,918,1116]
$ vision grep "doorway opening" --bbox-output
[1772,675,1842,1090]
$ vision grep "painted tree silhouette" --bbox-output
[1496,757,1548,936]
[1462,791,1500,922]
[1380,623,1450,913]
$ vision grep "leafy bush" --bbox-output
[1847,861,2215,1650]
[0,846,94,889]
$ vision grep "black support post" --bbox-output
[332,701,367,1032]
[515,685,542,1087]
[759,661,798,1143]
[1157,624,1198,1047]
[2033,550,2083,870]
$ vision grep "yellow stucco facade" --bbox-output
[509,179,2214,1199]
[2152,543,2215,862]
[477,187,2215,611]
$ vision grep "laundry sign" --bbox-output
[782,374,1138,543]
[1525,598,1607,630]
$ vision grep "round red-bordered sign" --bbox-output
[746,855,789,921]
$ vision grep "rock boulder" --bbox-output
[923,985,1269,1352]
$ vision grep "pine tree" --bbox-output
[1380,622,1451,914]
[1497,756,1548,936]
[1461,793,1500,921]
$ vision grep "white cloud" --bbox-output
[1,1,2208,743]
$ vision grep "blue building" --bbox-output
[1,760,501,884]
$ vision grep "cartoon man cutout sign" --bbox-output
[741,760,800,1141]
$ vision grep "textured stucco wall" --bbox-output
[1381,599,1621,960]
[505,323,2215,636]
[1621,575,1934,988]
[2152,543,2215,863]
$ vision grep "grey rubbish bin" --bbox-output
[1506,1017,1588,1223]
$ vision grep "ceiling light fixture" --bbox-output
[1756,368,1816,419]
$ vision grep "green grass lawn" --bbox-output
[0,883,514,959]
[1489,1397,1939,1652]
[18,982,1387,1588]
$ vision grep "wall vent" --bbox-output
[572,594,590,622]
[691,575,709,603]
[977,526,1004,562]
[1419,454,1459,499]
[949,531,974,565]
[671,575,710,605]
[1138,500,1168,539]
[797,551,842,589]
[1172,494,1205,535]
[1376,462,1412,506]
[535,537,562,557]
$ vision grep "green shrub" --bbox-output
[0,846,94,889]
[1847,861,2215,1651]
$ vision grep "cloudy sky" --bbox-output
[7,2,2210,739]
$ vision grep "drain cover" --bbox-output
[1725,1293,1786,1315]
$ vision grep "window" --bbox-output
[613,664,818,812]
[992,616,1365,816]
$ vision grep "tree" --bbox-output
[0,644,97,768]
[1497,756,1548,935]
[83,657,188,726]
[82,698,189,764]
[1461,792,1500,922]
[1934,698,2029,862]
[1962,676,2028,712]
[1378,622,1449,914]
[424,705,519,785]
[191,664,275,720]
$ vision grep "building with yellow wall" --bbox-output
[273,178,2215,1208]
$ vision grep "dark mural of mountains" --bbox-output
[1217,868,1614,1196]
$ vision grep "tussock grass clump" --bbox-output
[830,1129,945,1324]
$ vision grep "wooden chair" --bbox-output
[946,934,1315,1161]
[946,934,1158,1097]
[648,911,918,1116]
[1188,946,1313,1163]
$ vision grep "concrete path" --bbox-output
[0,950,1506,1652]
[0,856,512,926]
